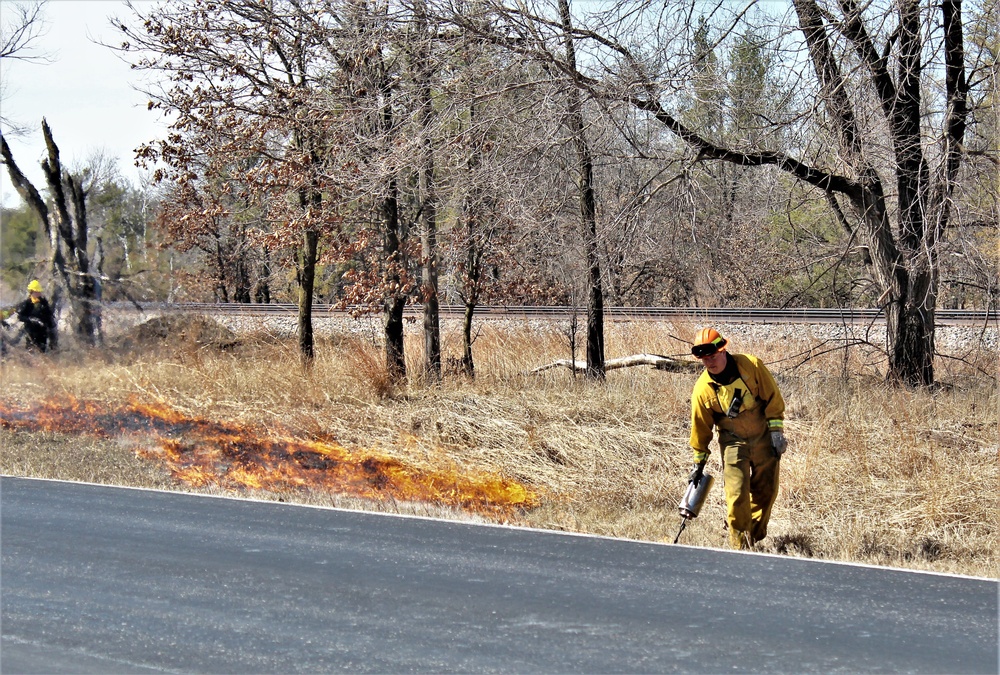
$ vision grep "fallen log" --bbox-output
[530,353,700,374]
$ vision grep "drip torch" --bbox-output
[672,472,714,544]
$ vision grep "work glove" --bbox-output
[688,460,707,487]
[771,431,788,458]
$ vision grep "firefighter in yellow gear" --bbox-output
[8,279,57,352]
[687,328,786,550]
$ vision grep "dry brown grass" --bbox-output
[1,316,996,578]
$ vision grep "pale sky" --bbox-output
[0,0,168,208]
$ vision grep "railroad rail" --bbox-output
[115,303,998,326]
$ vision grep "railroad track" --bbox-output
[115,303,998,326]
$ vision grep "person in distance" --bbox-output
[687,327,786,550]
[8,279,57,353]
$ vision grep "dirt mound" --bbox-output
[111,315,238,356]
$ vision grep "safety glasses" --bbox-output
[691,338,725,358]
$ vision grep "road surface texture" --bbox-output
[2,477,996,673]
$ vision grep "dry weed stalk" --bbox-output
[0,318,996,577]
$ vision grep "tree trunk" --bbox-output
[414,0,441,382]
[891,285,935,386]
[254,250,272,304]
[460,220,480,379]
[382,178,407,383]
[233,235,252,303]
[462,300,476,378]
[63,171,100,344]
[298,227,318,368]
[422,237,441,380]
[457,93,486,380]
[559,0,604,380]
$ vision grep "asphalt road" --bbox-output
[2,477,997,674]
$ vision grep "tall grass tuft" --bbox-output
[340,336,396,401]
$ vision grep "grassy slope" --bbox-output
[1,318,996,578]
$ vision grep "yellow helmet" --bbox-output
[691,327,727,357]
[27,279,43,293]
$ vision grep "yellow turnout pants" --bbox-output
[719,427,780,550]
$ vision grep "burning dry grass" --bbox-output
[1,316,997,577]
[0,396,535,519]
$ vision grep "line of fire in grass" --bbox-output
[0,396,538,518]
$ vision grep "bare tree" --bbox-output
[0,1,47,59]
[154,179,262,304]
[1,120,101,345]
[432,12,562,377]
[0,0,50,133]
[557,0,604,379]
[409,0,443,381]
[428,0,610,376]
[329,1,412,383]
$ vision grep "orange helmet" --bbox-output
[691,327,727,357]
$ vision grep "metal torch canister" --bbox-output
[678,473,714,519]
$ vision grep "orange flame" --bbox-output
[0,396,537,518]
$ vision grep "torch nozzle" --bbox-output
[672,517,689,544]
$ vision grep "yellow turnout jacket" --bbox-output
[689,353,784,463]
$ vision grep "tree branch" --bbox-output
[0,130,50,237]
[627,95,863,198]
[531,353,698,374]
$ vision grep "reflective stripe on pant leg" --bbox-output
[722,440,752,549]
